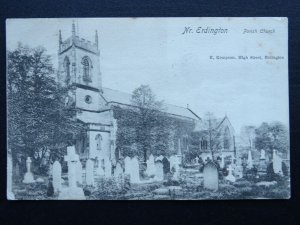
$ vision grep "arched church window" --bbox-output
[82,56,92,82]
[201,139,208,150]
[64,56,71,85]
[95,134,102,151]
[224,127,231,150]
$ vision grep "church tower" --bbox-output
[57,22,112,162]
[58,21,102,91]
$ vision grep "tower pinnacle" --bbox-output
[72,20,76,37]
[95,30,99,48]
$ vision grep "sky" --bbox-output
[6,18,289,133]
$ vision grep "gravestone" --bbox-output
[52,161,62,193]
[7,154,15,200]
[130,156,140,183]
[169,155,178,171]
[162,157,170,174]
[220,155,225,168]
[273,150,283,175]
[225,164,236,182]
[247,150,253,169]
[260,149,266,160]
[104,158,112,178]
[59,146,85,200]
[203,162,219,191]
[23,157,35,183]
[86,159,95,186]
[114,162,123,178]
[154,161,164,181]
[124,156,131,175]
[76,161,83,185]
[146,154,156,176]
[234,165,243,179]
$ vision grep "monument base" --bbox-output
[23,172,35,183]
[58,187,86,200]
[225,174,236,182]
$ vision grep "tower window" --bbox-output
[85,95,92,104]
[200,139,208,150]
[64,56,71,85]
[82,56,92,82]
[95,134,102,151]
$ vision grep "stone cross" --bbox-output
[23,157,35,184]
[226,164,236,182]
[52,161,62,193]
[64,146,79,188]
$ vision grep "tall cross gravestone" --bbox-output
[203,161,219,191]
[59,146,85,200]
[23,157,35,184]
[52,161,62,193]
[7,154,15,200]
[225,164,236,182]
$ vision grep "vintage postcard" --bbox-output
[6,17,289,200]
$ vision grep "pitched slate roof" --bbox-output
[101,87,200,121]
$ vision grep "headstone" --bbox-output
[114,162,123,178]
[104,158,112,178]
[86,159,95,186]
[203,161,218,191]
[124,156,131,175]
[260,149,266,160]
[146,154,155,176]
[247,150,253,169]
[23,157,35,183]
[225,164,236,182]
[172,162,180,181]
[162,157,170,174]
[220,155,225,168]
[76,161,83,185]
[273,150,283,175]
[130,156,140,183]
[59,146,85,200]
[154,161,164,181]
[7,154,15,200]
[234,163,243,178]
[52,161,62,193]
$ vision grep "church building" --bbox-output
[57,23,236,170]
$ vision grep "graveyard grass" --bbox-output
[13,165,290,200]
